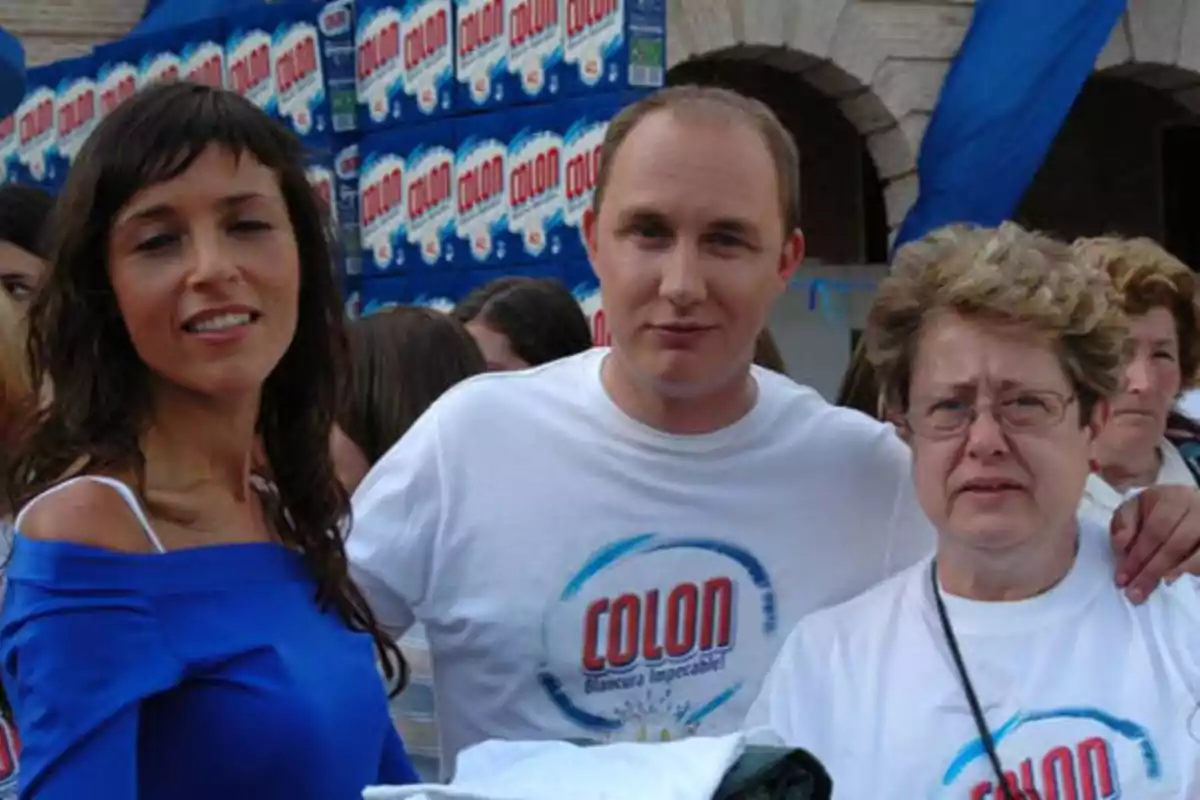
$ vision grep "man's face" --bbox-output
[584,110,803,397]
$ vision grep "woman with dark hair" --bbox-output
[452,276,593,370]
[332,306,486,493]
[0,183,54,309]
[0,83,416,797]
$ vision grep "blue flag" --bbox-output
[893,0,1125,251]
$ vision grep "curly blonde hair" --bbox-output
[1072,236,1199,388]
[867,222,1128,416]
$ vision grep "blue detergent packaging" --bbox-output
[14,64,61,190]
[562,0,665,97]
[94,37,142,119]
[357,0,454,131]
[358,129,411,275]
[508,0,564,104]
[506,102,566,265]
[226,6,277,115]
[179,18,228,88]
[454,0,510,112]
[53,54,99,179]
[453,111,511,268]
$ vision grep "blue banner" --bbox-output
[0,26,25,119]
[893,0,1125,251]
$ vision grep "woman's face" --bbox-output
[467,319,529,371]
[0,240,46,310]
[1096,306,1181,460]
[904,312,1105,552]
[330,424,371,494]
[106,145,301,401]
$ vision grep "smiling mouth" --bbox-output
[183,311,261,333]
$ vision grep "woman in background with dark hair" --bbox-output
[453,276,593,370]
[331,306,486,493]
[0,183,54,310]
[0,83,416,798]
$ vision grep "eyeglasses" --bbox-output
[905,390,1076,439]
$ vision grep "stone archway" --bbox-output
[665,0,975,238]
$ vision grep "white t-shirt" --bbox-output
[348,348,934,770]
[1079,438,1198,527]
[746,520,1200,798]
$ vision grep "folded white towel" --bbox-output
[364,729,783,800]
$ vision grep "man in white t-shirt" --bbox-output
[348,87,1200,775]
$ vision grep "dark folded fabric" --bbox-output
[713,745,833,800]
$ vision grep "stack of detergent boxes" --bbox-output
[351,0,666,332]
[0,0,363,290]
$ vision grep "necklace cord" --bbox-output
[930,560,1020,800]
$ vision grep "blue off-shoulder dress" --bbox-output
[0,532,419,798]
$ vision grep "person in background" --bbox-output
[748,222,1200,798]
[835,337,882,418]
[752,328,788,375]
[452,276,593,370]
[332,307,486,493]
[0,184,54,311]
[0,82,416,798]
[331,307,486,782]
[346,85,1200,775]
[1073,236,1200,521]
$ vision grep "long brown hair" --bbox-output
[338,307,486,464]
[9,82,406,692]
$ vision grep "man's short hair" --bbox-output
[592,85,801,232]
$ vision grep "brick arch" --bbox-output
[665,0,971,236]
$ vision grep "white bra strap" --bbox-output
[14,475,168,554]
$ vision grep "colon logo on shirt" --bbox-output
[942,707,1162,799]
[537,533,777,743]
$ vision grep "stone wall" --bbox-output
[0,0,146,66]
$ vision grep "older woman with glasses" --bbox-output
[747,223,1200,799]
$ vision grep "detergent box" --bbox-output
[454,0,510,112]
[509,0,564,105]
[313,0,359,133]
[562,0,665,97]
[94,37,143,119]
[305,150,338,230]
[226,7,277,115]
[559,90,643,261]
[402,122,457,269]
[506,103,566,264]
[0,113,18,186]
[359,130,411,275]
[562,260,606,345]
[270,0,359,141]
[53,54,100,175]
[360,274,410,315]
[270,1,330,140]
[138,33,183,87]
[14,65,61,190]
[179,19,228,88]
[333,139,363,276]
[454,110,511,268]
[357,0,453,132]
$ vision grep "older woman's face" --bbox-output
[1099,306,1180,456]
[905,312,1106,550]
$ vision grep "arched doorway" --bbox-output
[1017,65,1200,265]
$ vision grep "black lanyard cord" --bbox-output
[930,560,1021,800]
